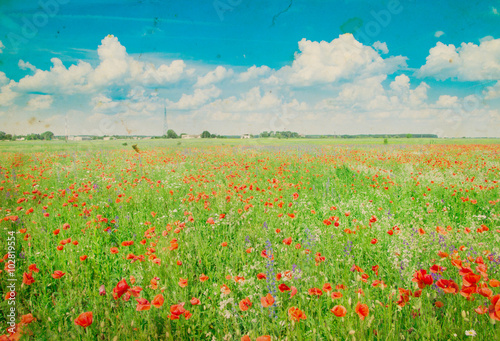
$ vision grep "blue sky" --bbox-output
[1,0,500,137]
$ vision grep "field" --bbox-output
[1,139,500,340]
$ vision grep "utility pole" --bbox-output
[163,106,168,137]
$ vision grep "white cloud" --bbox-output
[15,35,191,94]
[0,41,4,53]
[195,66,233,87]
[268,34,406,86]
[417,38,500,80]
[372,41,388,54]
[205,87,281,113]
[237,65,271,82]
[0,81,19,107]
[0,72,9,87]
[91,94,119,111]
[166,85,221,110]
[16,58,94,94]
[434,31,445,38]
[484,81,500,99]
[18,60,37,72]
[27,95,53,110]
[434,95,459,108]
[493,7,498,15]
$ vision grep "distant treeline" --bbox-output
[305,134,439,139]
[1,131,444,141]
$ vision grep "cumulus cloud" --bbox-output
[267,34,406,86]
[0,41,4,53]
[195,66,233,87]
[316,73,430,115]
[91,94,119,111]
[0,81,19,107]
[417,38,500,80]
[237,65,271,82]
[372,41,388,54]
[166,85,221,110]
[434,31,445,38]
[15,35,191,94]
[27,95,53,110]
[18,60,37,72]
[484,81,500,99]
[0,72,9,86]
[434,95,459,108]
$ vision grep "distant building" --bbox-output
[241,134,252,139]
[16,137,25,141]
[103,137,111,141]
[142,137,152,140]
[74,136,91,141]
[182,134,201,139]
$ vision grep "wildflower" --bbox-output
[239,297,252,311]
[489,294,500,321]
[136,298,151,311]
[152,294,164,308]
[331,305,347,317]
[261,293,275,307]
[74,312,93,328]
[23,272,35,285]
[52,270,65,279]
[112,279,130,300]
[465,330,477,337]
[288,306,306,322]
[355,302,369,320]
[178,278,188,287]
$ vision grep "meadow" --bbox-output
[1,139,500,340]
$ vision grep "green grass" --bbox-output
[0,141,499,340]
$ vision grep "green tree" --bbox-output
[0,132,6,140]
[201,131,211,138]
[41,131,54,140]
[166,129,178,139]
[406,133,412,139]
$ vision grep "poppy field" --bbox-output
[1,140,500,340]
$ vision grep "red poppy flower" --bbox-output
[355,302,369,320]
[74,312,93,328]
[239,297,252,311]
[308,288,323,296]
[23,272,35,285]
[331,292,343,299]
[152,294,164,308]
[331,305,347,317]
[112,279,130,300]
[412,269,433,289]
[178,278,188,287]
[28,264,39,273]
[489,295,500,321]
[278,283,291,292]
[136,298,151,311]
[261,293,275,307]
[52,270,65,279]
[436,279,459,294]
[257,273,267,280]
[288,306,306,321]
